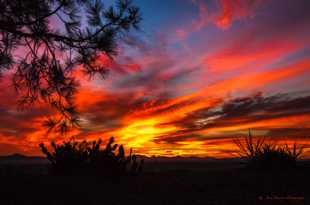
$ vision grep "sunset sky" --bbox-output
[1,0,310,157]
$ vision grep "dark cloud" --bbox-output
[155,91,310,144]
[112,32,201,97]
[112,59,199,96]
[186,92,310,128]
[0,106,51,137]
[153,133,206,145]
[79,89,197,133]
[266,128,310,138]
[80,92,149,131]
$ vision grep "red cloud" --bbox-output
[216,0,262,29]
[176,0,263,39]
[96,54,141,74]
[203,36,302,73]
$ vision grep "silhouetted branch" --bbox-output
[0,0,141,133]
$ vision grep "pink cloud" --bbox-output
[176,0,263,40]
[216,0,262,29]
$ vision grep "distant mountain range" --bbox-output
[0,153,44,160]
[0,153,243,162]
[0,153,47,164]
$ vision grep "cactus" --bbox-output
[39,137,144,176]
[234,130,304,169]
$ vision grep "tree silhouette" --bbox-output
[0,0,141,133]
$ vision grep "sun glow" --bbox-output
[117,118,177,148]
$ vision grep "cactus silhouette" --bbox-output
[234,130,304,169]
[39,137,144,176]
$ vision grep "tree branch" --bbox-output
[15,3,64,26]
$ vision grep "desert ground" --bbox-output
[0,156,309,205]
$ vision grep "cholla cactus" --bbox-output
[39,137,144,176]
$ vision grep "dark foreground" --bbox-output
[0,158,309,205]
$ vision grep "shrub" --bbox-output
[234,130,304,169]
[39,137,144,176]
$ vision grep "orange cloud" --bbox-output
[203,114,310,135]
[0,57,309,157]
[204,37,301,72]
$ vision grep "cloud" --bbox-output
[169,92,310,137]
[77,91,151,131]
[215,0,262,29]
[176,0,263,39]
[95,54,141,75]
[266,128,310,138]
[203,35,303,73]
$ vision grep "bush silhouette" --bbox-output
[39,137,144,176]
[234,130,304,169]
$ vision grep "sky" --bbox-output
[1,0,310,157]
